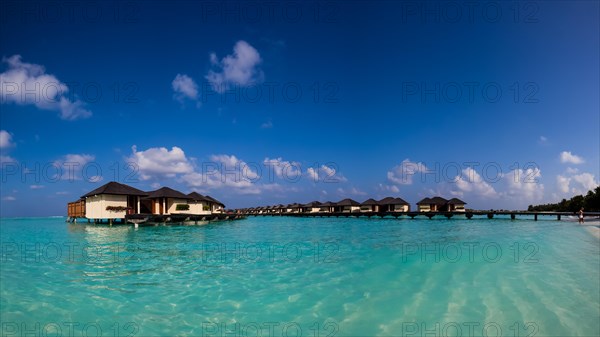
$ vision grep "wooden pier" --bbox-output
[238,210,599,221]
[66,213,246,227]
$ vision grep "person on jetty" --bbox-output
[579,208,584,224]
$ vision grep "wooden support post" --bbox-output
[511,214,516,220]
[487,213,493,219]
[557,214,561,221]
[534,214,538,221]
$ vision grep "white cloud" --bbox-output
[206,40,263,93]
[129,145,194,180]
[62,154,95,165]
[565,167,579,174]
[0,155,16,165]
[454,167,499,198]
[261,120,273,129]
[88,175,103,183]
[560,151,584,164]
[30,185,44,189]
[180,153,262,194]
[307,167,319,181]
[387,159,428,185]
[556,171,598,196]
[571,173,599,192]
[263,157,301,179]
[2,196,16,201]
[556,175,570,194]
[182,170,260,194]
[210,154,259,180]
[0,55,91,120]
[172,74,200,107]
[56,191,69,195]
[0,130,14,148]
[505,168,544,200]
[181,153,305,196]
[306,164,347,183]
[0,130,16,166]
[378,183,400,193]
[53,153,95,181]
[538,136,548,144]
[337,187,367,196]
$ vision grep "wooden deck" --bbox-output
[66,212,246,227]
[239,210,599,221]
[67,200,85,218]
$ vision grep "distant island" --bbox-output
[528,187,599,212]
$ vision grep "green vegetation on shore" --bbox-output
[528,187,600,212]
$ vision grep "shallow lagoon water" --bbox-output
[1,216,598,336]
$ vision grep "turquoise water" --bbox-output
[1,216,599,336]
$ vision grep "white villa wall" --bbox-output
[85,194,128,219]
[418,205,431,212]
[188,201,212,215]
[393,204,409,212]
[342,206,361,212]
[167,198,191,214]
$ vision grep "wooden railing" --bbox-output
[67,200,85,218]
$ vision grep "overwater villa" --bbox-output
[143,186,192,215]
[302,201,322,213]
[378,197,410,212]
[80,181,148,219]
[242,195,467,216]
[68,181,225,221]
[416,196,466,212]
[360,198,380,212]
[335,198,361,213]
[318,201,335,213]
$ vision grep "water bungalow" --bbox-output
[360,198,380,212]
[144,186,192,215]
[237,196,589,222]
[67,181,233,224]
[379,197,410,212]
[303,201,323,213]
[335,198,361,213]
[318,201,335,213]
[81,181,148,219]
[187,192,213,215]
[417,196,466,212]
[203,195,225,213]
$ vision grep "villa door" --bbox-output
[127,195,136,214]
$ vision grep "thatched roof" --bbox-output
[303,201,322,207]
[146,187,191,199]
[319,201,334,207]
[82,181,148,198]
[416,197,432,205]
[336,198,360,206]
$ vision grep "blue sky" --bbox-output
[1,0,598,216]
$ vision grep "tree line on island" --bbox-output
[528,187,600,212]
